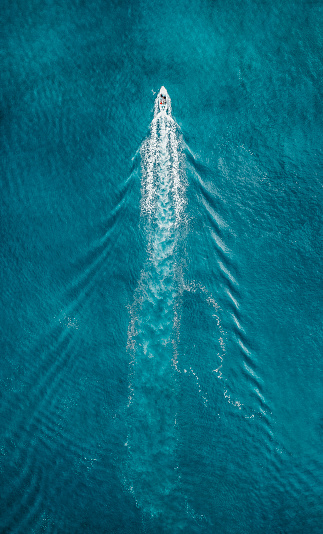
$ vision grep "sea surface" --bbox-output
[1,0,322,532]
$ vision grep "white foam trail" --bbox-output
[124,90,186,517]
[140,92,185,225]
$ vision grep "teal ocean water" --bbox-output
[1,0,322,532]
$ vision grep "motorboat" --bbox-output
[158,86,168,113]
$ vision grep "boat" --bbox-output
[158,86,168,113]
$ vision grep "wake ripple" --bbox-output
[191,154,320,528]
[0,174,133,532]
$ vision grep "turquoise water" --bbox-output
[1,0,322,532]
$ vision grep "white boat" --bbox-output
[158,86,168,113]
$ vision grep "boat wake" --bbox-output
[123,88,186,519]
[122,88,227,530]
